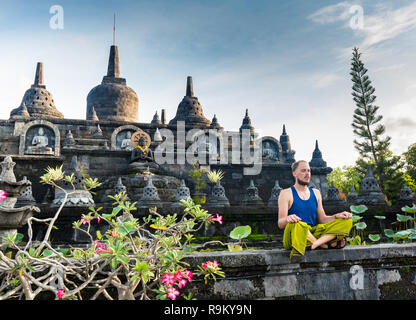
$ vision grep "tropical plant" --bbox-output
[227,225,252,252]
[206,169,224,183]
[0,166,225,300]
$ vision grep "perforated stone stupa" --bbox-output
[10,62,64,119]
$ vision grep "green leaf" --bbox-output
[374,215,386,220]
[350,205,368,214]
[384,229,394,238]
[409,233,416,240]
[96,230,102,240]
[354,222,367,230]
[112,205,122,215]
[351,215,363,221]
[393,230,411,240]
[227,244,243,252]
[401,205,416,214]
[396,214,413,222]
[368,234,380,242]
[42,249,53,257]
[229,225,252,240]
[15,233,24,244]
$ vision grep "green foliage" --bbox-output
[229,225,252,240]
[350,205,368,214]
[350,47,405,204]
[188,163,207,192]
[327,165,362,196]
[0,166,227,300]
[368,234,380,242]
[403,143,416,181]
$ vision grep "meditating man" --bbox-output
[278,160,353,258]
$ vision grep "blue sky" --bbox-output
[1,0,416,168]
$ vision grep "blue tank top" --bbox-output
[288,186,318,227]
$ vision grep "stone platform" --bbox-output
[183,243,416,300]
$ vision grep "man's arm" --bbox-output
[314,189,353,223]
[278,189,301,229]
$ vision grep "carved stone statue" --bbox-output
[27,127,53,155]
[120,131,133,151]
[128,136,159,173]
[262,141,277,160]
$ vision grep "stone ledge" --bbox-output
[182,244,416,299]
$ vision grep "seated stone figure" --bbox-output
[262,141,277,160]
[120,131,133,151]
[128,136,159,173]
[27,127,53,155]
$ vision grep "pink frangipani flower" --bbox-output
[57,288,65,299]
[161,273,175,286]
[167,286,180,300]
[208,214,223,225]
[0,190,7,202]
[184,269,193,282]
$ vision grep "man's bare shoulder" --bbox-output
[279,188,292,198]
[311,188,322,198]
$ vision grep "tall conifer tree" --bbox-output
[350,47,404,203]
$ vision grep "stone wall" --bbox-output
[182,243,416,300]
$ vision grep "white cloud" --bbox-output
[309,1,416,51]
[307,1,354,24]
[313,73,343,88]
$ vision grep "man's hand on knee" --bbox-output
[286,214,302,223]
[335,211,352,219]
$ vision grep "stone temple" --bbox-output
[0,43,336,243]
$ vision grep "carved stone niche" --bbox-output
[111,125,139,151]
[19,120,60,156]
[261,136,282,162]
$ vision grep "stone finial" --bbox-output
[93,124,104,138]
[186,76,194,97]
[20,102,30,118]
[151,111,162,125]
[326,182,341,201]
[16,176,36,206]
[399,182,413,201]
[267,180,282,207]
[206,180,230,207]
[171,179,192,207]
[161,109,166,125]
[91,107,99,121]
[70,155,80,172]
[63,130,76,147]
[107,45,120,78]
[139,175,161,208]
[113,177,130,200]
[0,156,17,183]
[33,62,45,88]
[239,109,254,133]
[51,155,94,207]
[169,76,211,126]
[210,114,223,130]
[347,184,358,203]
[154,128,163,142]
[355,166,387,205]
[282,124,287,135]
[309,139,327,168]
[242,179,264,206]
